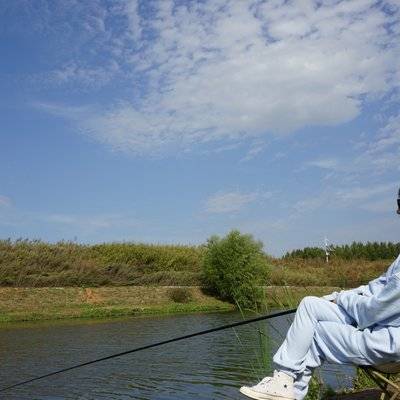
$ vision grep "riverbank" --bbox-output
[0,286,235,323]
[0,285,340,324]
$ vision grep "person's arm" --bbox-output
[322,285,367,302]
[336,272,400,329]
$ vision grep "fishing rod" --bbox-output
[0,308,296,393]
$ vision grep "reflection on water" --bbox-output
[0,312,355,399]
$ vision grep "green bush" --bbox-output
[168,287,193,303]
[202,230,268,308]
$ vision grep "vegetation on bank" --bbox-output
[284,241,400,261]
[268,258,388,288]
[0,286,234,323]
[0,285,340,324]
[0,238,396,289]
[202,230,268,308]
[0,239,204,287]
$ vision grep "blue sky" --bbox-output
[0,0,399,255]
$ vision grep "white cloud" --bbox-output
[365,114,400,160]
[240,140,267,162]
[277,182,398,228]
[201,142,241,156]
[307,158,339,170]
[0,207,139,231]
[359,198,394,213]
[34,0,399,155]
[45,213,137,230]
[302,112,400,183]
[335,182,396,203]
[0,195,12,207]
[48,61,120,88]
[350,114,400,175]
[205,191,259,214]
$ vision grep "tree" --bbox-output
[202,230,268,309]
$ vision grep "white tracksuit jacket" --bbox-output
[331,254,400,330]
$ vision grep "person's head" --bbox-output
[397,187,400,215]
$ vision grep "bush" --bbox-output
[168,287,193,303]
[202,230,268,308]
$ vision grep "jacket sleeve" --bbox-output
[364,255,400,295]
[322,256,399,301]
[322,285,367,302]
[336,273,400,329]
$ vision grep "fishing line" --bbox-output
[0,308,297,393]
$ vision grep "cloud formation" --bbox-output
[205,191,259,214]
[29,0,400,154]
[305,113,400,182]
[358,113,400,174]
[45,213,138,231]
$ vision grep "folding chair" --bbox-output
[359,363,400,400]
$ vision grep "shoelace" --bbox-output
[258,377,273,388]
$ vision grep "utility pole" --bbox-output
[324,237,330,264]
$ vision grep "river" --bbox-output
[0,311,355,399]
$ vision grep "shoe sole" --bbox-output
[239,386,294,400]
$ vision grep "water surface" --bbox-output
[0,312,354,399]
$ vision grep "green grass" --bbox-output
[268,257,389,288]
[0,239,204,287]
[0,284,339,326]
[0,239,392,289]
[0,286,234,324]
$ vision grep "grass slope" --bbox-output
[0,286,234,323]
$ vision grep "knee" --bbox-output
[299,296,321,310]
[314,321,327,336]
[298,296,326,316]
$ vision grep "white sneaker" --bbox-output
[239,370,295,400]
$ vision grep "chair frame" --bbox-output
[360,366,400,400]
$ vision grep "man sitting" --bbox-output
[240,187,400,400]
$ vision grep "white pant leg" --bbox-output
[293,321,369,400]
[275,298,398,400]
[273,296,355,374]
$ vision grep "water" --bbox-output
[0,312,355,399]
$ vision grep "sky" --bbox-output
[0,0,399,256]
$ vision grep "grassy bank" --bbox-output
[0,285,341,324]
[0,239,395,325]
[0,239,393,288]
[268,258,389,288]
[0,240,204,287]
[0,286,234,323]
